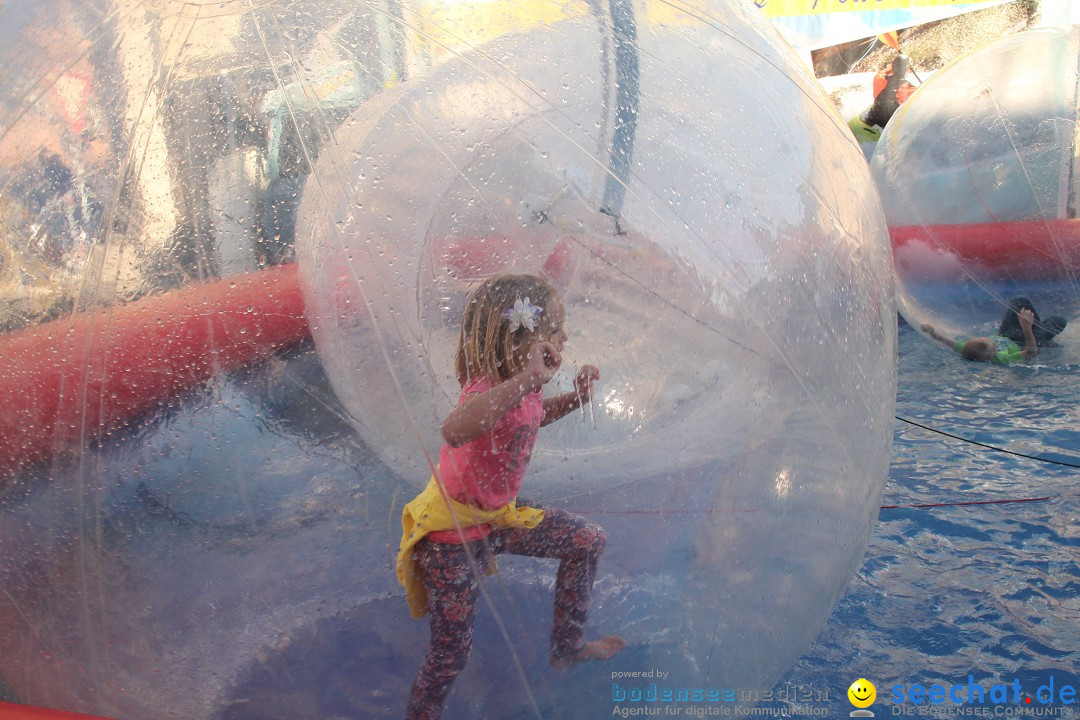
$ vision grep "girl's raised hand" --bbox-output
[526,341,562,389]
[573,364,600,402]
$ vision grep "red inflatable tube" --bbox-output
[0,263,309,480]
[0,701,115,720]
[891,218,1080,279]
[5,220,1070,480]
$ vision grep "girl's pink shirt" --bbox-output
[427,376,545,543]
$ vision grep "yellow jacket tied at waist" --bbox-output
[396,477,544,619]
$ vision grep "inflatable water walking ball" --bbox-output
[0,0,895,718]
[299,0,898,716]
[872,27,1080,362]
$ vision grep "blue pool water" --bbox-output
[764,321,1080,716]
[1,322,1077,718]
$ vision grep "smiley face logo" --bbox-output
[848,678,877,709]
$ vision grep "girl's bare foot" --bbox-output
[551,636,626,669]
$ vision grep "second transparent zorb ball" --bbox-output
[873,27,1080,359]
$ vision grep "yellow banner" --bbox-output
[755,0,1003,18]
[412,0,583,61]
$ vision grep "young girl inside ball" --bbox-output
[397,272,625,720]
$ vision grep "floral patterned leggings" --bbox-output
[405,507,607,720]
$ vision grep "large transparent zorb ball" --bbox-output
[298,0,896,706]
[872,27,1080,359]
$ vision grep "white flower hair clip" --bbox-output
[503,296,543,332]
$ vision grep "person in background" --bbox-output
[848,54,917,158]
[997,296,1067,348]
[922,308,1039,364]
[864,54,916,129]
